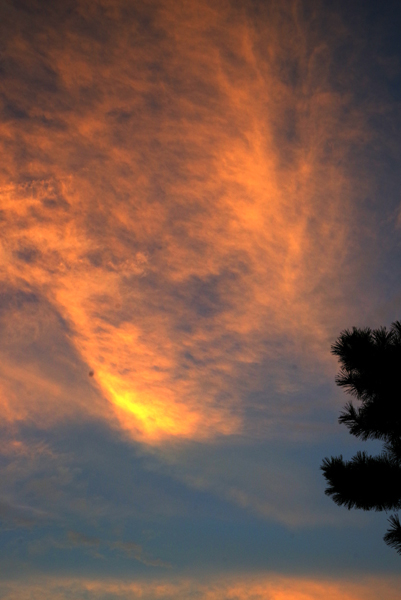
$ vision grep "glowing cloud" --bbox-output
[0,0,372,443]
[0,574,400,600]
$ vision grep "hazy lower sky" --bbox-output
[2,0,401,598]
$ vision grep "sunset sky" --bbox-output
[2,0,401,598]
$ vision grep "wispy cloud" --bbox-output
[0,0,378,446]
[58,531,171,568]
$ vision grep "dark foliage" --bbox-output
[383,514,401,554]
[321,451,401,511]
[321,321,401,555]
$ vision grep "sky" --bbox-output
[1,0,401,598]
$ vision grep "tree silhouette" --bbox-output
[321,321,401,554]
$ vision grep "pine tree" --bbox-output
[321,321,401,554]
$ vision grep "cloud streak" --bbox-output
[53,530,170,567]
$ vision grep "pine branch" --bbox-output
[338,400,401,442]
[384,514,401,555]
[321,452,401,511]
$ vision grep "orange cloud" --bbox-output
[0,574,400,600]
[0,0,373,443]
